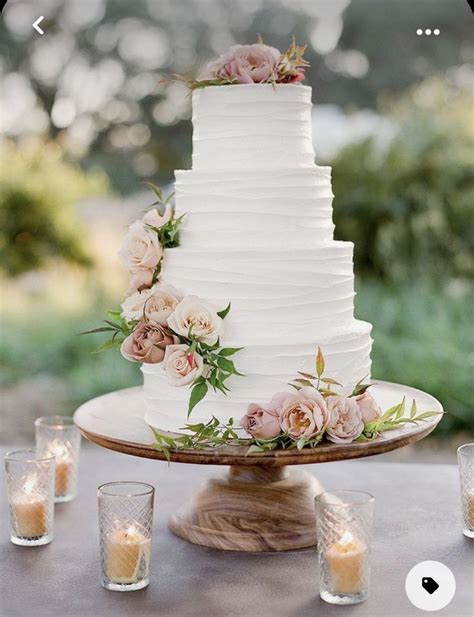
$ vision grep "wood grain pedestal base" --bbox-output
[169,465,323,552]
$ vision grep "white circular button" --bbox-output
[405,561,456,611]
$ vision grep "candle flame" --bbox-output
[339,530,354,546]
[24,474,38,494]
[47,440,71,462]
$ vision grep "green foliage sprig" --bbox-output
[152,346,442,457]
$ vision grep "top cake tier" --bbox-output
[191,84,315,170]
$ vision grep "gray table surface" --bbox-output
[1,445,473,617]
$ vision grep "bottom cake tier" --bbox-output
[143,320,372,433]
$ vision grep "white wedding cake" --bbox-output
[143,83,373,432]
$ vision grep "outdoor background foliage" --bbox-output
[0,0,472,442]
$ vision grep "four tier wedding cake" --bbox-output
[141,56,373,432]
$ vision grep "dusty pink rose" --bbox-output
[163,344,204,387]
[119,220,162,273]
[279,387,329,440]
[326,396,364,444]
[240,404,281,440]
[199,44,280,84]
[120,322,177,364]
[142,204,173,229]
[356,390,382,424]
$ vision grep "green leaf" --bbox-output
[188,380,208,417]
[216,357,236,373]
[316,346,325,377]
[247,445,264,454]
[413,410,442,421]
[145,181,163,203]
[296,437,306,451]
[297,371,317,380]
[91,338,122,354]
[107,310,122,320]
[219,347,243,357]
[78,326,117,336]
[292,378,314,387]
[217,302,231,320]
[321,377,343,387]
[409,399,417,418]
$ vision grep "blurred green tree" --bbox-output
[332,80,474,281]
[0,141,109,277]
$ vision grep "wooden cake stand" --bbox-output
[74,381,443,552]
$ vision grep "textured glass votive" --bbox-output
[458,443,474,538]
[35,416,81,503]
[98,482,154,592]
[4,449,55,546]
[316,490,374,605]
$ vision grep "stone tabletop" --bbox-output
[1,446,472,617]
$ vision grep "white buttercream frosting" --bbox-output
[144,84,373,432]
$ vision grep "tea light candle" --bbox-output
[326,531,367,594]
[11,475,47,538]
[47,441,72,495]
[105,525,151,584]
[467,490,474,530]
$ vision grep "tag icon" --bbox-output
[422,577,439,595]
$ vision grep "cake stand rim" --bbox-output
[74,381,444,466]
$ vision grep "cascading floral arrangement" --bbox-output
[82,183,243,415]
[174,37,309,89]
[152,347,441,460]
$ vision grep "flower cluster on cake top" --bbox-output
[176,37,309,89]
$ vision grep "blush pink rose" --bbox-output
[163,344,204,387]
[326,396,364,444]
[119,220,162,274]
[199,44,280,84]
[240,404,281,440]
[126,268,154,296]
[279,387,329,440]
[142,204,173,229]
[356,391,382,424]
[120,322,177,364]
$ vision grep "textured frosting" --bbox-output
[192,84,315,170]
[144,84,373,433]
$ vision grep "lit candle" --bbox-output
[326,531,367,594]
[467,490,474,530]
[105,525,151,584]
[47,440,72,496]
[11,475,47,538]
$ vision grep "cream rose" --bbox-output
[142,204,172,229]
[163,344,204,386]
[121,288,153,322]
[143,283,182,327]
[167,295,223,345]
[126,268,154,296]
[326,396,364,444]
[279,387,329,441]
[120,322,177,364]
[119,220,162,272]
[356,391,382,424]
[240,404,281,440]
[121,283,182,325]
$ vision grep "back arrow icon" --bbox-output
[32,16,45,35]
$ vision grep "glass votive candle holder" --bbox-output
[98,482,155,592]
[458,443,474,538]
[316,490,374,605]
[4,449,55,546]
[35,415,81,503]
